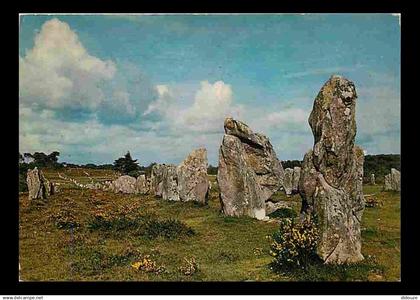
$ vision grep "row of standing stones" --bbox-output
[25,75,401,265]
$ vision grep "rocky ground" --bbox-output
[18,168,400,281]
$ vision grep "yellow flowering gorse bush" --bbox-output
[131,255,166,274]
[268,217,319,270]
[178,257,199,276]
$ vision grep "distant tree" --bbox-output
[282,160,302,169]
[113,151,140,176]
[20,151,62,169]
[207,164,218,175]
[19,153,24,164]
[363,154,400,183]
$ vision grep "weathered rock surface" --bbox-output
[161,165,180,201]
[292,167,301,193]
[218,118,284,219]
[223,117,284,201]
[177,148,209,204]
[27,167,52,200]
[266,200,292,215]
[135,174,150,194]
[283,168,294,195]
[384,168,400,191]
[370,173,376,185]
[299,75,365,264]
[218,134,266,220]
[150,164,166,197]
[109,175,137,194]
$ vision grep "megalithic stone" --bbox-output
[299,75,365,264]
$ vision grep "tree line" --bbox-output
[19,151,400,192]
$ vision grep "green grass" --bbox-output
[19,169,400,281]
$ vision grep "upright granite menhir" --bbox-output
[299,75,365,264]
[217,117,284,220]
[27,167,54,201]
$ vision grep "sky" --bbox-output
[19,14,401,166]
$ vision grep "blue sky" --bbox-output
[19,14,400,166]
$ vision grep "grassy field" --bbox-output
[19,168,400,281]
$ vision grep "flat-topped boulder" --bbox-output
[299,75,365,264]
[109,175,137,194]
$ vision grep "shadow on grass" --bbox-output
[269,256,385,281]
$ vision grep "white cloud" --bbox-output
[19,18,116,111]
[265,108,308,127]
[145,80,243,134]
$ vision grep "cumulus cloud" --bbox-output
[265,108,308,128]
[145,80,243,134]
[19,18,116,112]
[19,18,157,124]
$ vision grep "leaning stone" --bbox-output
[217,134,266,220]
[223,117,284,201]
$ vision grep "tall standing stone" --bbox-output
[292,166,301,193]
[217,117,284,220]
[299,75,365,264]
[283,168,294,195]
[218,134,266,219]
[177,148,209,204]
[370,173,376,185]
[223,117,284,201]
[383,168,400,192]
[27,167,52,200]
[150,164,165,197]
[161,165,180,201]
[135,174,149,194]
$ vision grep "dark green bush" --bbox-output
[87,214,194,240]
[141,219,195,240]
[87,215,143,231]
[268,208,298,219]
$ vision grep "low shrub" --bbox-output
[268,208,298,219]
[141,219,195,240]
[51,210,80,229]
[179,257,199,276]
[268,217,319,272]
[131,255,166,274]
[87,213,195,240]
[365,196,383,208]
[87,215,142,231]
